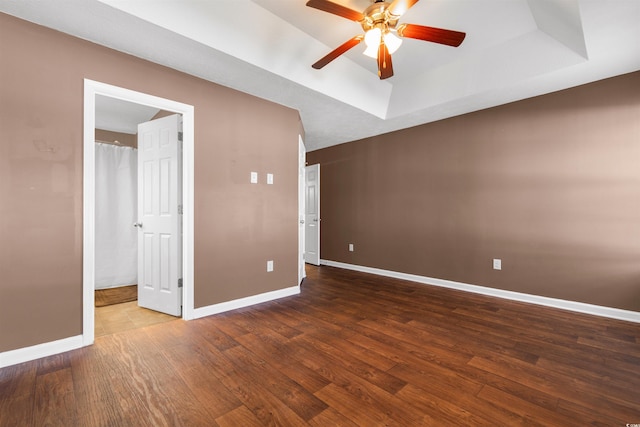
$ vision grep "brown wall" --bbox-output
[95,129,136,147]
[308,71,640,312]
[0,13,299,352]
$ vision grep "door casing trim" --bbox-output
[83,79,195,346]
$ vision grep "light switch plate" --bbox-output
[267,260,274,272]
[493,259,502,270]
[267,173,274,185]
[250,171,258,184]
[349,243,354,252]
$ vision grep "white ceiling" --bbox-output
[95,95,159,134]
[1,0,639,151]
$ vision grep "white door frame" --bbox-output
[305,163,320,266]
[298,135,306,284]
[83,79,195,346]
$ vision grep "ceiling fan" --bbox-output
[306,0,466,79]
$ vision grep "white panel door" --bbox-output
[298,136,306,283]
[137,114,182,316]
[305,164,320,266]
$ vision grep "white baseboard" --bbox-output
[5,265,634,370]
[0,335,84,369]
[320,259,640,324]
[192,285,300,319]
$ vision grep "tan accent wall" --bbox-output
[150,110,175,121]
[308,71,640,312]
[0,13,299,352]
[95,129,136,148]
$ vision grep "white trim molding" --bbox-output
[320,259,640,324]
[83,79,196,349]
[192,286,300,319]
[0,336,84,369]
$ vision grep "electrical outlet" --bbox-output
[267,260,274,272]
[250,171,258,184]
[349,243,354,252]
[493,259,502,270]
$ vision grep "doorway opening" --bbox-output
[94,105,181,336]
[305,163,320,266]
[83,79,195,346]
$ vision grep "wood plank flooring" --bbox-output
[1,265,639,426]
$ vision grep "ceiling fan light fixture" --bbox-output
[384,31,402,54]
[363,27,381,58]
[364,27,381,47]
[362,44,378,58]
[363,27,402,58]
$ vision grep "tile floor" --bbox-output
[95,301,179,337]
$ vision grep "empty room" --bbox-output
[0,0,639,425]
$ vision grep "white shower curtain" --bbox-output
[95,142,138,289]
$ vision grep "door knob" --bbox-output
[300,220,305,224]
[133,222,143,228]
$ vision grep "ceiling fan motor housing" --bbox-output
[361,1,401,34]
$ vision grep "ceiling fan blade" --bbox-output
[388,0,420,17]
[306,0,364,22]
[312,35,364,69]
[377,42,393,79]
[397,23,466,47]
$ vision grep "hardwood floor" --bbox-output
[1,265,639,426]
